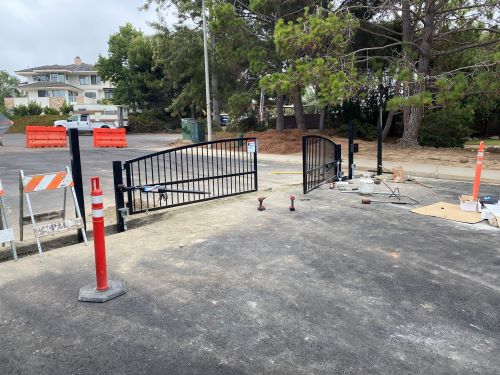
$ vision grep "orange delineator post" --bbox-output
[90,177,109,291]
[26,126,67,148]
[472,141,485,200]
[93,128,127,148]
[78,176,126,303]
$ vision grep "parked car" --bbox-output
[220,113,229,126]
[54,114,117,132]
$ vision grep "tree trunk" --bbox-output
[293,85,306,131]
[400,0,435,147]
[276,93,285,132]
[381,110,395,140]
[319,106,326,131]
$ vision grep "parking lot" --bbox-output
[0,133,303,257]
[0,175,499,374]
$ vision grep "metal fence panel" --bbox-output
[121,138,258,215]
[303,136,341,194]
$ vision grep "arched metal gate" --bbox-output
[302,135,342,194]
[113,138,258,232]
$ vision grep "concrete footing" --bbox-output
[78,279,126,303]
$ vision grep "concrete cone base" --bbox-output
[78,279,126,303]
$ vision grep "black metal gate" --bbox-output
[113,138,258,231]
[302,136,342,194]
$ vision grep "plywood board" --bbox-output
[411,202,483,224]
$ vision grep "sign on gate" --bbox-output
[19,166,87,255]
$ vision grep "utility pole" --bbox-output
[202,0,212,141]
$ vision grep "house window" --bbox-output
[38,90,65,97]
[84,92,97,99]
[33,74,49,82]
[68,91,78,102]
[104,89,113,99]
[79,76,90,85]
[91,75,101,85]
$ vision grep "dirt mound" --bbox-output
[245,129,305,154]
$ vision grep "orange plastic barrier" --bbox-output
[93,128,128,148]
[26,126,67,148]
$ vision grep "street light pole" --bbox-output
[202,0,212,141]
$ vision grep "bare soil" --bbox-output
[244,129,500,171]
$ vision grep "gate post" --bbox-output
[377,106,383,176]
[253,142,258,191]
[69,128,86,242]
[335,143,342,179]
[302,137,308,194]
[348,120,354,180]
[112,161,126,233]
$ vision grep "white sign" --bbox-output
[247,140,256,153]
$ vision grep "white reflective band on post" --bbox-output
[477,152,484,158]
[91,195,103,204]
[92,209,104,218]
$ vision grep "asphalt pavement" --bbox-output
[0,178,498,374]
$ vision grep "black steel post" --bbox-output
[377,106,383,175]
[69,129,86,242]
[348,120,354,180]
[112,161,126,233]
[302,136,307,194]
[253,139,258,191]
[335,143,342,179]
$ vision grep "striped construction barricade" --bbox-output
[19,166,87,255]
[26,126,67,148]
[93,128,127,148]
[0,179,17,260]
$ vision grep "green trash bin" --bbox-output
[181,118,195,140]
[191,122,206,143]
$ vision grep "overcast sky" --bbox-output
[0,0,176,78]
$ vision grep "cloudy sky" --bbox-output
[0,0,176,78]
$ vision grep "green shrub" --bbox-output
[7,115,66,133]
[43,106,60,115]
[27,101,43,115]
[13,104,29,116]
[60,102,73,115]
[128,111,180,133]
[419,106,472,148]
[338,119,377,141]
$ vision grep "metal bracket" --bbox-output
[119,207,129,231]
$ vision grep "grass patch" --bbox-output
[7,115,67,133]
[465,139,500,146]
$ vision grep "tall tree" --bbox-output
[338,0,499,146]
[0,70,20,112]
[97,23,164,111]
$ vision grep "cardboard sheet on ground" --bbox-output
[411,202,483,224]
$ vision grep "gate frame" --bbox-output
[302,135,342,194]
[113,138,258,232]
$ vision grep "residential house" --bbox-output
[4,56,114,110]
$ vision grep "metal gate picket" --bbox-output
[113,138,258,232]
[302,136,342,194]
